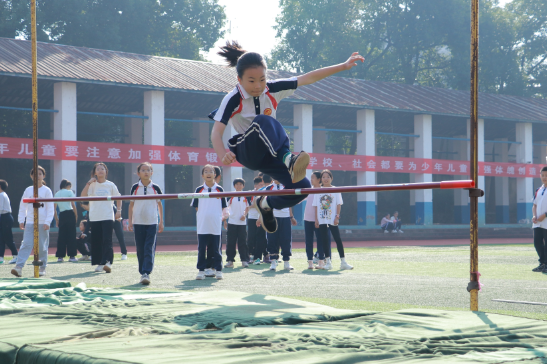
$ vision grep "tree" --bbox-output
[0,0,226,60]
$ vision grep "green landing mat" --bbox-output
[1,278,547,363]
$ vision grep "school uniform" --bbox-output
[226,195,250,262]
[210,77,311,210]
[533,186,547,266]
[191,182,227,271]
[313,190,345,259]
[55,189,77,258]
[247,194,268,260]
[0,191,18,258]
[112,205,127,255]
[130,180,162,275]
[303,193,330,261]
[264,183,292,261]
[87,180,121,266]
[16,186,54,269]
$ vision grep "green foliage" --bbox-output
[0,0,226,60]
[270,0,547,98]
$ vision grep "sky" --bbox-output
[204,0,514,65]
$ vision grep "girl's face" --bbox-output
[321,173,332,186]
[79,222,85,232]
[310,174,320,187]
[202,167,215,183]
[138,165,152,180]
[31,169,45,183]
[95,165,107,179]
[386,214,391,219]
[541,171,547,186]
[238,66,267,97]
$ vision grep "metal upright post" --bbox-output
[469,0,480,311]
[30,0,41,278]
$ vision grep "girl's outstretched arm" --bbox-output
[211,121,236,165]
[297,52,364,87]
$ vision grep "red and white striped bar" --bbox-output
[23,180,474,204]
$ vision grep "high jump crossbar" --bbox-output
[23,180,474,204]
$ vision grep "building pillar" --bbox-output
[356,109,376,226]
[466,119,485,225]
[53,82,77,194]
[292,104,313,224]
[516,122,533,222]
[193,122,210,189]
[144,91,165,192]
[414,115,433,225]
[453,136,470,224]
[494,140,509,223]
[221,123,242,191]
[124,112,143,194]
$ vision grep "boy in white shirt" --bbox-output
[264,180,297,271]
[192,165,227,280]
[224,178,250,268]
[532,166,547,273]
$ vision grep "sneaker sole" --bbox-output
[215,276,223,280]
[141,279,150,285]
[290,151,310,183]
[103,265,112,273]
[196,277,205,280]
[11,269,21,277]
[255,197,278,233]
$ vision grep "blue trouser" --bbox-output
[304,220,331,260]
[134,224,157,275]
[197,234,222,271]
[0,213,17,257]
[267,217,292,261]
[228,115,311,210]
[533,228,547,265]
[248,218,267,259]
[382,222,395,232]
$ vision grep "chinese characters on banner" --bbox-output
[0,137,541,177]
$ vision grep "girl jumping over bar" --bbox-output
[210,41,364,233]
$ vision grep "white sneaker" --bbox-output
[57,258,64,263]
[384,230,389,234]
[224,261,234,268]
[284,261,294,270]
[270,260,278,271]
[39,266,46,276]
[399,230,404,233]
[204,268,215,277]
[249,255,254,261]
[68,257,78,263]
[140,274,150,285]
[103,262,112,273]
[121,254,128,260]
[324,258,333,270]
[215,271,223,280]
[340,261,354,270]
[11,267,22,277]
[78,255,91,261]
[94,265,104,272]
[196,271,205,280]
[312,256,319,265]
[8,256,17,264]
[242,261,249,268]
[315,260,325,270]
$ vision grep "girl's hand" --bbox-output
[291,217,297,226]
[128,222,133,232]
[256,220,261,227]
[533,216,538,224]
[315,220,319,228]
[342,52,365,70]
[115,211,122,220]
[19,223,25,230]
[240,215,245,221]
[158,223,164,233]
[87,177,97,185]
[44,224,50,231]
[222,151,237,165]
[334,217,340,226]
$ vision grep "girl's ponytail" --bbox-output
[217,40,267,78]
[217,40,246,68]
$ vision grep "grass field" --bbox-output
[2,244,546,321]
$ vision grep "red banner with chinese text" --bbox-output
[0,137,541,177]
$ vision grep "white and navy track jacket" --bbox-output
[209,77,298,135]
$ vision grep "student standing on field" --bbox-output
[81,162,121,274]
[532,166,547,273]
[247,176,267,264]
[128,162,164,285]
[224,178,250,268]
[313,169,353,271]
[11,166,54,277]
[192,164,226,280]
[0,179,18,264]
[303,171,328,270]
[54,179,78,263]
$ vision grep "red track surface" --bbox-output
[46,238,531,254]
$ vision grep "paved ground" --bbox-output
[1,239,546,321]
